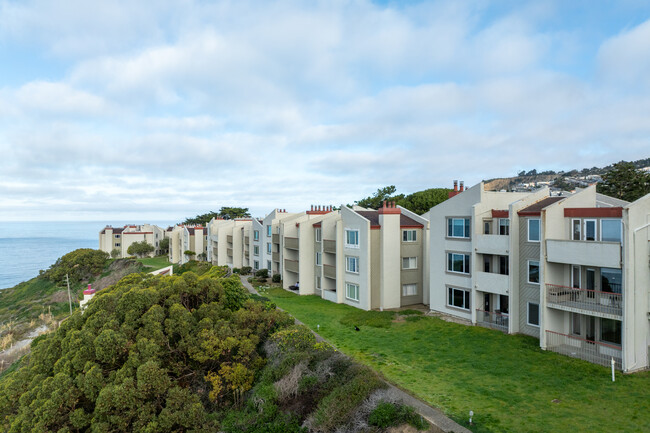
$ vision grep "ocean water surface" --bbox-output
[0,221,175,290]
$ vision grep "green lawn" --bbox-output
[260,288,650,433]
[135,256,171,271]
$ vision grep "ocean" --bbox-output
[0,221,176,290]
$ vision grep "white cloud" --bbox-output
[597,18,650,90]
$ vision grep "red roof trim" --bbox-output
[124,231,153,235]
[564,207,623,218]
[313,222,322,227]
[370,225,381,230]
[492,210,509,218]
[517,211,541,216]
[400,224,423,229]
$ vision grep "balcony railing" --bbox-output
[272,234,279,244]
[323,239,336,254]
[284,237,299,250]
[284,259,299,273]
[323,264,336,279]
[244,236,249,244]
[546,284,622,318]
[476,309,509,333]
[227,248,233,257]
[227,235,233,243]
[545,330,622,369]
[272,252,279,262]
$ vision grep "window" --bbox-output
[315,228,322,242]
[601,318,622,345]
[345,229,359,248]
[571,313,581,335]
[499,295,509,314]
[316,277,321,289]
[267,225,272,237]
[528,219,540,242]
[447,287,470,310]
[484,220,492,235]
[402,284,417,296]
[254,245,259,256]
[572,265,581,289]
[254,230,259,241]
[528,260,540,284]
[601,268,622,294]
[447,218,470,238]
[572,219,581,241]
[115,243,121,247]
[345,256,359,273]
[254,260,259,270]
[499,218,509,235]
[484,256,491,272]
[114,234,121,238]
[447,253,470,274]
[601,219,622,242]
[315,252,322,266]
[584,219,596,241]
[499,256,509,275]
[402,257,417,269]
[527,302,540,327]
[402,230,417,242]
[346,283,359,301]
[267,260,271,271]
[267,243,272,253]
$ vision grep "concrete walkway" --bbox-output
[240,276,471,433]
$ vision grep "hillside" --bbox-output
[0,267,428,432]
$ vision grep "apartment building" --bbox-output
[251,218,263,271]
[206,218,253,269]
[424,181,532,325]
[99,224,166,258]
[261,209,298,277]
[536,186,650,372]
[168,225,207,265]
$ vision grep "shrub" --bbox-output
[43,248,109,283]
[240,266,252,275]
[368,402,428,430]
[232,268,241,274]
[272,274,281,284]
[270,326,316,353]
[110,248,121,259]
[255,269,269,278]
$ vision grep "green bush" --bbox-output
[272,274,282,284]
[232,267,241,274]
[368,402,428,430]
[43,248,109,283]
[240,266,252,275]
[255,269,269,278]
[270,326,316,353]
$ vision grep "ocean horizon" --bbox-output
[0,221,177,290]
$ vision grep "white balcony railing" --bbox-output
[476,309,509,333]
[545,330,622,369]
[546,284,622,318]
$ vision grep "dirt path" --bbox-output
[240,276,471,433]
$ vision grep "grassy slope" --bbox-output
[0,277,68,324]
[135,255,171,271]
[261,288,650,433]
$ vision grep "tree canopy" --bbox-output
[126,241,155,258]
[597,161,650,202]
[183,207,251,225]
[43,249,109,283]
[354,186,451,215]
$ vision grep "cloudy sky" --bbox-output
[1,0,649,221]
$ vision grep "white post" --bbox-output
[611,357,615,382]
[469,410,473,424]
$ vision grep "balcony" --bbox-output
[323,289,338,303]
[210,235,218,242]
[284,259,299,273]
[546,284,622,319]
[323,239,336,254]
[545,331,621,369]
[323,264,336,279]
[475,271,509,296]
[546,239,620,268]
[272,234,279,244]
[285,237,299,250]
[476,309,508,333]
[227,248,233,257]
[227,235,233,244]
[474,234,509,255]
[272,252,279,262]
[244,236,249,244]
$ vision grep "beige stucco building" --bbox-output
[99,224,166,258]
[168,225,207,265]
[206,217,253,269]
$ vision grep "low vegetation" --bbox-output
[260,287,650,433]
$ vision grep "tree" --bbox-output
[183,207,251,225]
[158,237,170,254]
[355,186,404,210]
[398,188,451,215]
[44,248,109,283]
[110,248,121,259]
[184,250,196,257]
[597,161,650,202]
[127,241,155,258]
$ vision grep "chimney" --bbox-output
[460,181,464,192]
[453,180,458,192]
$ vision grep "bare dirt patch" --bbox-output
[92,259,144,291]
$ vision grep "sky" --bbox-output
[0,0,649,221]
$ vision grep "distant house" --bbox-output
[99,224,166,258]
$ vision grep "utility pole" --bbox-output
[65,274,73,315]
